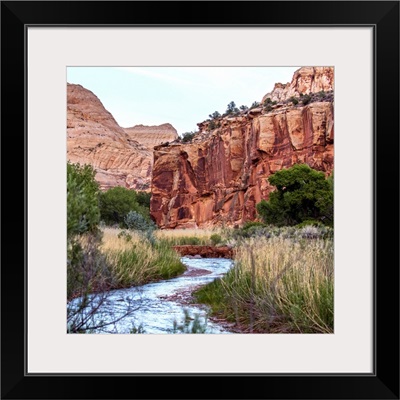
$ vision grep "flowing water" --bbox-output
[68,257,234,334]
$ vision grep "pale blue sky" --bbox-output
[67,66,300,135]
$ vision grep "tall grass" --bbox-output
[101,227,185,288]
[194,236,334,333]
[155,228,223,246]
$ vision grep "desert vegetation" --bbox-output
[192,164,334,333]
[194,227,333,333]
[68,161,333,334]
[155,228,222,246]
[256,164,333,227]
[67,162,184,333]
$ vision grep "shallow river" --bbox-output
[68,257,234,334]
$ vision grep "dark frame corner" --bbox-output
[1,1,399,399]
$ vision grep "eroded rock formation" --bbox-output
[67,83,177,191]
[262,66,334,103]
[151,67,334,229]
[124,123,178,149]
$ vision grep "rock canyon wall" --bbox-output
[124,124,178,149]
[151,67,334,228]
[67,84,177,191]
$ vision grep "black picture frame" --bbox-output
[2,1,399,399]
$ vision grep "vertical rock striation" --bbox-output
[151,67,334,228]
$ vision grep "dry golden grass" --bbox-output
[100,227,144,252]
[99,227,186,287]
[233,237,334,332]
[195,236,334,333]
[155,228,221,245]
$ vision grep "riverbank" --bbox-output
[67,227,186,302]
[69,255,234,334]
[68,225,334,334]
[193,234,334,334]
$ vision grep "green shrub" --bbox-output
[124,210,156,231]
[181,236,201,245]
[225,101,239,115]
[301,94,312,105]
[67,162,102,299]
[263,97,272,105]
[208,111,221,119]
[208,120,221,130]
[256,164,333,226]
[250,101,260,109]
[210,233,222,245]
[67,162,100,237]
[296,219,323,228]
[181,131,196,143]
[136,191,151,209]
[99,186,151,225]
[242,221,265,230]
[290,96,299,105]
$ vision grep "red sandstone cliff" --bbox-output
[262,66,334,103]
[150,67,334,229]
[67,84,177,191]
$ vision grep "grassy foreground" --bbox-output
[194,235,334,333]
[67,227,185,300]
[69,225,334,334]
[102,228,186,287]
[155,228,223,246]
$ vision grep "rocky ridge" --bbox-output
[67,83,176,191]
[150,67,334,229]
[123,123,178,149]
[262,66,334,103]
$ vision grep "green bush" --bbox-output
[181,131,196,143]
[301,94,312,105]
[67,162,100,238]
[210,233,222,245]
[136,191,151,209]
[208,111,221,119]
[225,101,239,115]
[256,164,333,226]
[181,236,201,245]
[290,96,299,105]
[99,186,150,225]
[242,221,265,230]
[67,162,102,299]
[250,101,260,109]
[124,210,156,231]
[208,120,221,131]
[67,163,110,302]
[263,97,272,106]
[296,219,324,228]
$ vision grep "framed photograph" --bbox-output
[2,1,399,399]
